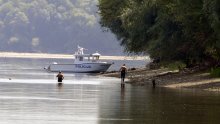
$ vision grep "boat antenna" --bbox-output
[77,45,87,55]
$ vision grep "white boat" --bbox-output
[45,46,112,73]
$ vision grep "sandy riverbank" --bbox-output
[0,52,147,60]
[101,68,220,92]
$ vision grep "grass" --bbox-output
[161,61,186,71]
[210,67,220,77]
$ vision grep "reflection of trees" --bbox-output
[98,86,220,124]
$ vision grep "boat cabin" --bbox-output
[74,46,101,63]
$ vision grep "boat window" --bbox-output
[94,56,99,60]
[79,57,83,61]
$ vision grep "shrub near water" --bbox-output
[210,68,220,77]
[162,61,186,71]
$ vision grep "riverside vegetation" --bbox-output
[98,0,220,90]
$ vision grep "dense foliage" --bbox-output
[98,0,220,66]
[0,0,122,54]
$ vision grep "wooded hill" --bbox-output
[0,0,122,55]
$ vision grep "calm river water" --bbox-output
[0,58,220,124]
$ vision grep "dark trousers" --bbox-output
[58,78,63,82]
[121,72,125,83]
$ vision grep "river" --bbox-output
[0,58,220,124]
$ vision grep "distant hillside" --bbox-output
[0,0,123,55]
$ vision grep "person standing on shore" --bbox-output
[56,71,64,85]
[120,64,127,88]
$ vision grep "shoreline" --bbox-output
[0,52,148,60]
[101,67,220,92]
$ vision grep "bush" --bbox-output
[210,67,220,77]
[162,61,186,71]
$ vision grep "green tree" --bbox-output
[98,0,220,67]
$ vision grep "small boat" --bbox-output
[45,46,112,73]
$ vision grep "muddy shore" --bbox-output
[101,68,220,92]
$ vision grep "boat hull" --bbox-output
[47,63,112,73]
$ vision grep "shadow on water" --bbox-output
[98,85,220,124]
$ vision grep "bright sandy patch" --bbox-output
[0,52,148,60]
[165,78,220,88]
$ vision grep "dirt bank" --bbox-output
[101,68,220,91]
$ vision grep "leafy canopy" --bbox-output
[98,0,220,66]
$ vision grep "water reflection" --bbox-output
[0,58,220,124]
[57,82,63,91]
[0,84,219,124]
[98,86,220,124]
